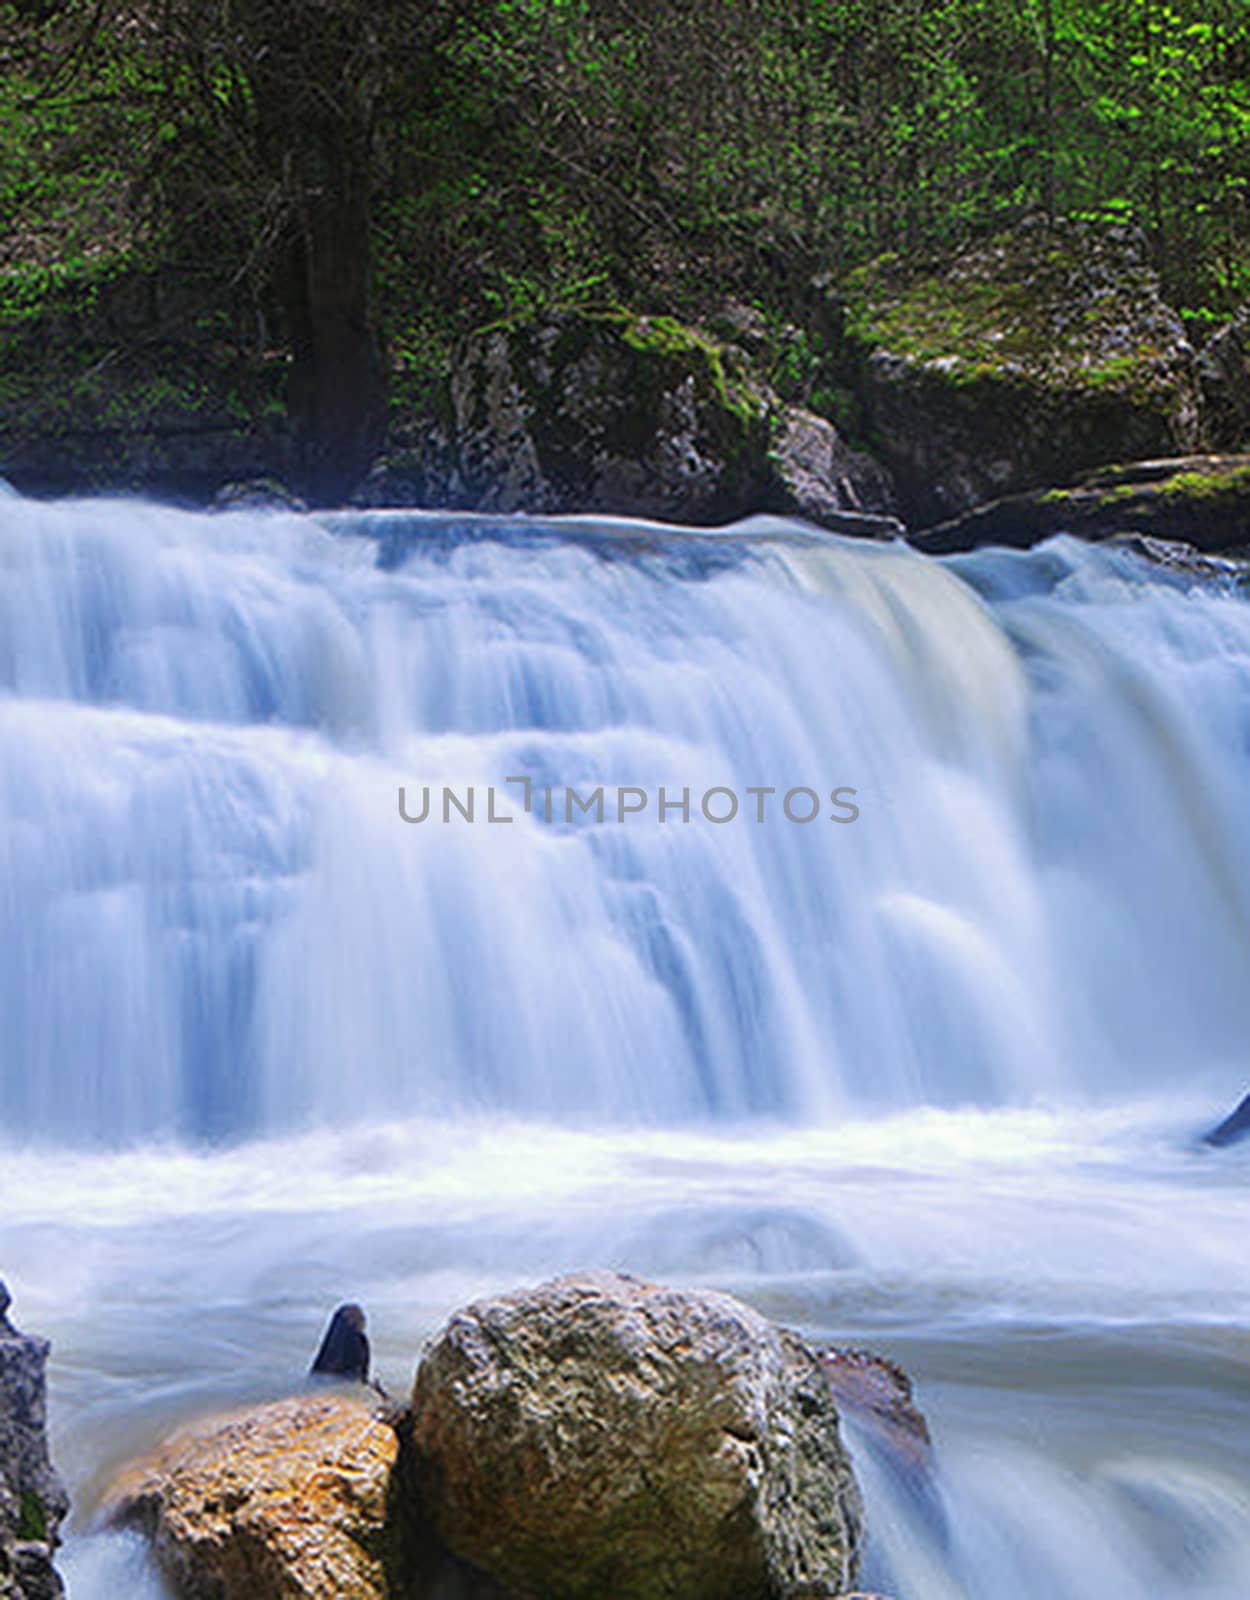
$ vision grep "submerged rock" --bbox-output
[103,1393,403,1600]
[913,453,1250,555]
[838,218,1205,527]
[370,311,900,533]
[410,1270,863,1600]
[1201,1091,1250,1149]
[0,1285,69,1600]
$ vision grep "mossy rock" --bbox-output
[445,310,768,522]
[915,454,1250,555]
[837,218,1206,527]
[436,310,898,528]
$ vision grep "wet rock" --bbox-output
[1201,1091,1250,1149]
[103,1393,403,1600]
[913,453,1250,555]
[838,218,1205,527]
[410,1270,863,1600]
[817,1348,932,1479]
[389,312,899,533]
[211,478,308,514]
[0,1286,69,1600]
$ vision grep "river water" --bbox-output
[1,495,1248,1596]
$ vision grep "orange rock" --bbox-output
[102,1392,398,1600]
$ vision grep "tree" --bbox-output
[147,0,486,501]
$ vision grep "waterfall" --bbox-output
[2,494,1249,1145]
[6,491,1250,1600]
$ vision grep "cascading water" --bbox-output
[2,492,1250,1598]
[4,498,1250,1138]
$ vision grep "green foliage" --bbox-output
[2,0,1248,450]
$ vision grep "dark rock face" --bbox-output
[914,454,1250,555]
[0,1286,69,1600]
[839,219,1205,527]
[410,1271,863,1600]
[1199,308,1250,450]
[360,313,901,535]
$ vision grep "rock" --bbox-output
[838,218,1205,527]
[1199,307,1250,449]
[103,1393,404,1600]
[768,410,903,538]
[1200,1091,1250,1149]
[388,311,898,533]
[817,1349,931,1479]
[914,454,1250,555]
[211,478,308,514]
[0,1288,69,1600]
[817,1346,946,1555]
[410,1270,863,1600]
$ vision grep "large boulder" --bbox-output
[103,1393,405,1600]
[410,1271,863,1600]
[362,312,901,535]
[838,218,1205,527]
[0,1284,69,1600]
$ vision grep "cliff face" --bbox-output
[0,1284,68,1600]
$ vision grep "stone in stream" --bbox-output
[410,1271,864,1600]
[102,1274,901,1600]
[0,1283,70,1600]
[102,1392,411,1600]
[816,1348,932,1478]
[309,1303,372,1384]
[1201,1091,1250,1149]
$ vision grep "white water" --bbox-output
[1,496,1249,1595]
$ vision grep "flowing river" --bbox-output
[1,492,1249,1597]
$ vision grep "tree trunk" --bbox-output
[284,171,387,506]
[244,1,388,505]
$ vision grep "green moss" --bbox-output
[614,313,758,431]
[843,229,1172,404]
[1083,353,1140,390]
[1160,464,1250,500]
[18,1491,47,1542]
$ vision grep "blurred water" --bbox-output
[1,496,1250,1594]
